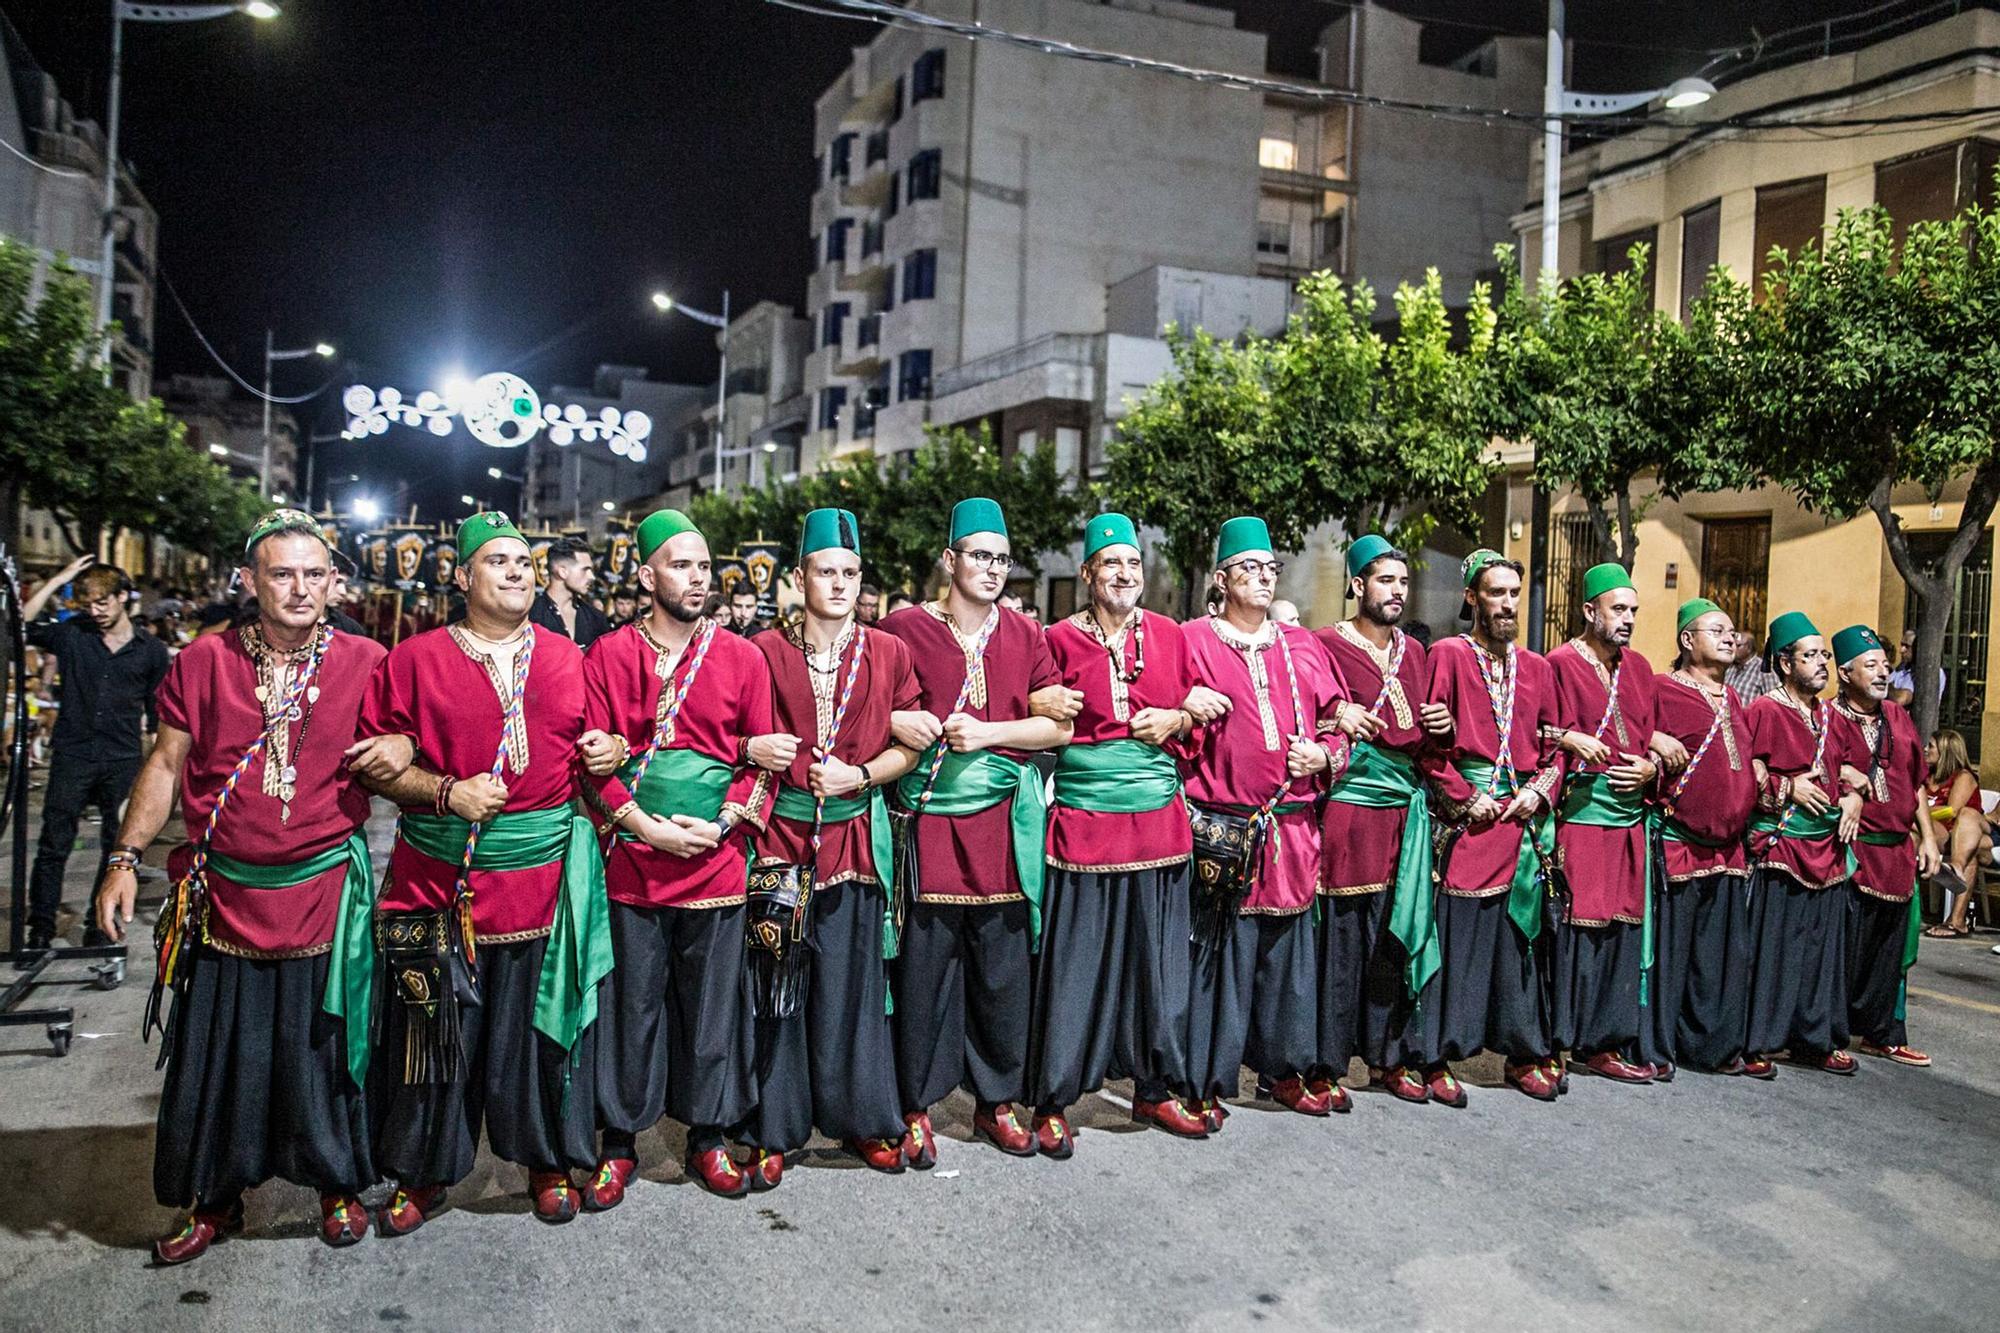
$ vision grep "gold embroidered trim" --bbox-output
[1047,852,1190,873]
[1852,879,1915,902]
[1751,860,1850,890]
[1334,620,1412,730]
[1664,866,1750,884]
[1071,608,1144,723]
[1211,616,1281,750]
[1444,882,1513,899]
[915,891,1026,905]
[923,601,996,709]
[477,924,554,944]
[751,861,880,890]
[199,919,334,961]
[1569,638,1631,748]
[1317,880,1390,897]
[449,624,531,774]
[1238,902,1313,917]
[1669,670,1742,771]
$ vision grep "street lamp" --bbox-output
[95,3,280,368]
[261,333,334,499]
[352,497,381,523]
[1527,0,1712,648]
[649,287,734,495]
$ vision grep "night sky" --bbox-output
[7,0,1882,520]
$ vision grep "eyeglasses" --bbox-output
[1688,627,1736,637]
[953,547,1015,573]
[1227,559,1285,579]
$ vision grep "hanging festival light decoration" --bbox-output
[341,372,652,462]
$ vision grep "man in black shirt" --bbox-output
[21,557,171,953]
[528,537,610,649]
[725,584,767,638]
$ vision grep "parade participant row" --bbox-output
[93,501,1937,1265]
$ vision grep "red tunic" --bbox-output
[1422,636,1564,896]
[1652,674,1756,881]
[580,622,773,909]
[156,628,383,957]
[1181,618,1348,914]
[877,602,1058,903]
[1045,610,1195,872]
[753,623,920,887]
[360,624,585,939]
[1547,641,1658,926]
[1315,623,1430,895]
[1744,691,1858,890]
[1830,699,1924,903]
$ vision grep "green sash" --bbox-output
[1328,743,1436,997]
[208,832,373,1090]
[771,783,898,961]
[1454,759,1554,943]
[615,748,734,830]
[1748,804,1842,843]
[1052,739,1181,814]
[896,749,1049,949]
[1562,772,1655,990]
[398,804,613,1053]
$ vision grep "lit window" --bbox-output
[1259,137,1297,171]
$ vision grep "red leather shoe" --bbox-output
[1306,1075,1352,1114]
[376,1184,445,1237]
[319,1194,367,1248]
[1583,1052,1656,1084]
[747,1148,785,1191]
[1033,1111,1075,1160]
[1372,1066,1430,1104]
[1545,1057,1571,1095]
[1505,1062,1559,1101]
[1131,1095,1209,1138]
[1425,1066,1468,1109]
[1741,1056,1779,1080]
[849,1137,909,1173]
[1858,1041,1931,1067]
[903,1111,938,1170]
[530,1172,579,1224]
[685,1147,751,1198]
[152,1199,243,1265]
[972,1102,1036,1156]
[584,1157,638,1212]
[1202,1098,1228,1134]
[1651,1060,1676,1083]
[1818,1049,1858,1076]
[1261,1075,1333,1116]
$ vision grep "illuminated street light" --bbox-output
[263,332,337,498]
[352,497,381,522]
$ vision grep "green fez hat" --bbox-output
[1765,610,1820,657]
[455,510,527,563]
[1215,516,1273,566]
[1345,533,1396,580]
[636,508,700,561]
[1676,597,1722,635]
[243,507,326,560]
[949,497,1007,544]
[799,507,861,563]
[1084,512,1140,560]
[1582,561,1635,602]
[1832,624,1886,666]
[1461,548,1506,589]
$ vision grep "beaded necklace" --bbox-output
[240,621,330,823]
[1075,607,1145,722]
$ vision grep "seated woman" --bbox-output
[1923,728,1988,937]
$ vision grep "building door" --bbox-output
[1903,530,1992,763]
[1543,512,1608,648]
[1701,517,1771,644]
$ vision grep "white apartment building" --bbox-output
[655,300,812,507]
[160,374,301,502]
[522,365,707,536]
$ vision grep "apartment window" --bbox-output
[825,217,854,264]
[1753,175,1827,295]
[818,385,847,432]
[1256,219,1291,257]
[892,75,905,123]
[1258,137,1297,171]
[856,312,881,348]
[907,149,942,201]
[1316,209,1347,273]
[1589,225,1656,278]
[897,348,933,402]
[865,128,889,167]
[902,247,937,302]
[1875,140,2000,253]
[1679,200,1720,323]
[828,133,856,183]
[821,301,850,349]
[861,218,883,258]
[886,170,900,218]
[912,49,946,102]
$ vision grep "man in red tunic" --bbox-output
[1544,562,1681,1084]
[357,511,614,1231]
[99,509,411,1262]
[577,508,780,1202]
[1027,513,1217,1151]
[1416,550,1566,1102]
[737,508,921,1182]
[1315,535,1457,1107]
[1827,625,1938,1069]
[1743,611,1866,1075]
[1646,599,1764,1077]
[879,497,1069,1165]
[1182,516,1349,1127]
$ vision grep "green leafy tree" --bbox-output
[1724,197,2000,737]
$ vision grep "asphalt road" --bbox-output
[3,801,1997,1332]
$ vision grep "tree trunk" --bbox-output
[1584,498,1616,568]
[1869,458,2000,742]
[1614,486,1638,569]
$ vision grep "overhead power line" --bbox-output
[160,271,341,406]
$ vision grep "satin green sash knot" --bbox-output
[771,783,899,962]
[398,805,613,1053]
[1748,804,1842,843]
[897,749,1049,949]
[1453,759,1554,943]
[207,832,373,1090]
[1052,739,1181,814]
[616,748,734,831]
[1329,743,1437,997]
